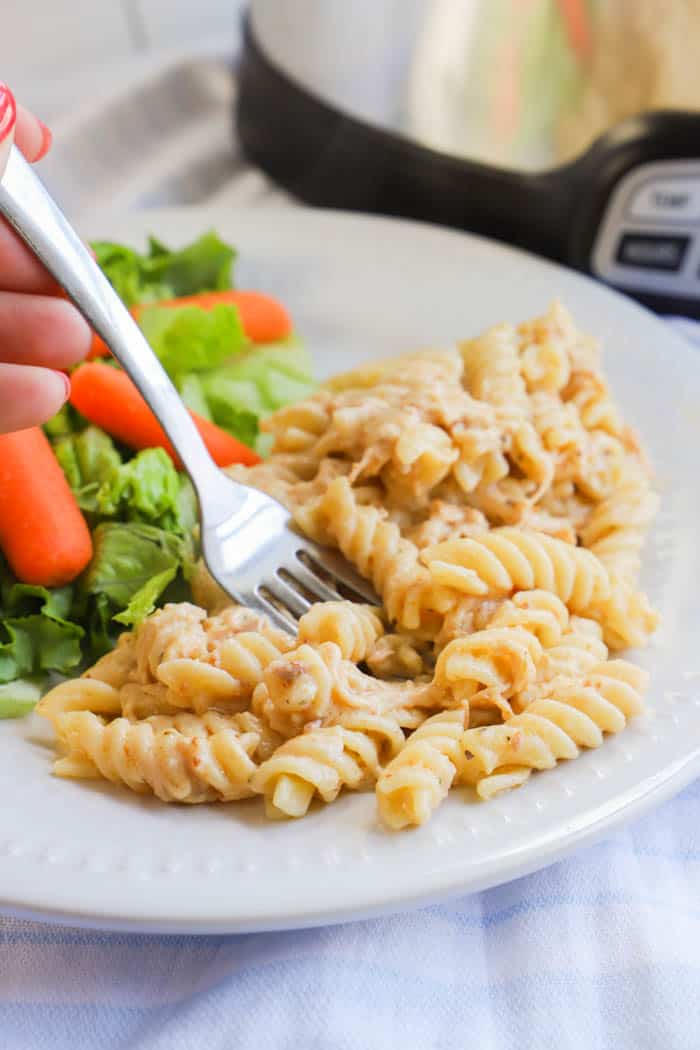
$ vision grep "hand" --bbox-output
[0,84,91,434]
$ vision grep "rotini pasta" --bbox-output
[434,626,542,712]
[422,528,611,617]
[53,710,260,802]
[460,323,529,424]
[251,719,403,819]
[486,590,570,649]
[38,678,122,732]
[318,477,431,630]
[298,602,384,662]
[36,302,658,830]
[376,708,469,828]
[580,474,659,582]
[251,640,439,738]
[462,660,648,798]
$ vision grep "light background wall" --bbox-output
[1,0,240,118]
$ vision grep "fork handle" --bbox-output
[0,147,221,491]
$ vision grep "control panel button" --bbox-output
[615,233,689,272]
[628,179,700,222]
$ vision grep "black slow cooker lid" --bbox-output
[236,17,700,317]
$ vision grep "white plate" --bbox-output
[2,206,699,933]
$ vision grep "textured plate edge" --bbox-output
[0,204,696,934]
[1,739,698,935]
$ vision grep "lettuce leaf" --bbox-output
[91,231,235,307]
[2,617,83,676]
[84,591,117,661]
[0,574,84,684]
[177,476,199,540]
[54,426,122,512]
[113,566,178,627]
[105,449,183,532]
[138,302,246,377]
[202,342,315,421]
[0,677,46,719]
[55,431,188,535]
[178,373,212,419]
[204,398,260,449]
[85,522,185,611]
[43,403,84,440]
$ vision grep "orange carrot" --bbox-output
[0,428,93,586]
[70,362,260,468]
[557,0,592,60]
[87,290,292,359]
[171,291,293,344]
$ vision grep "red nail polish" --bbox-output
[34,119,52,162]
[0,82,16,143]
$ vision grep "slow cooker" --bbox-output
[237,0,700,317]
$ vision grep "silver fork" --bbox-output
[0,147,377,633]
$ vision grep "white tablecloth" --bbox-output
[0,318,698,1050]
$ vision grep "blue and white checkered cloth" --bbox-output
[1,318,698,1050]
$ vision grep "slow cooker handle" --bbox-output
[236,17,576,262]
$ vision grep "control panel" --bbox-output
[592,160,700,305]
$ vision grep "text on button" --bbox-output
[615,233,690,272]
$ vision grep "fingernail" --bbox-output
[0,82,16,143]
[34,118,52,161]
[60,372,71,402]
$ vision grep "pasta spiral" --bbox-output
[580,475,659,582]
[252,642,340,737]
[530,392,582,455]
[564,371,623,436]
[262,395,332,453]
[593,580,660,650]
[53,710,259,802]
[298,602,384,662]
[365,632,429,680]
[319,477,431,629]
[37,678,122,732]
[376,708,469,828]
[381,421,458,508]
[462,660,648,798]
[434,626,542,706]
[131,603,209,684]
[460,323,529,423]
[251,721,401,819]
[507,422,555,502]
[451,424,508,496]
[83,632,137,689]
[422,527,611,617]
[253,641,440,738]
[486,590,570,649]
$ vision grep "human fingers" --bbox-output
[0,292,91,368]
[14,102,52,162]
[0,363,70,433]
[0,84,60,293]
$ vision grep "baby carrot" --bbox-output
[165,291,293,344]
[87,290,292,359]
[0,428,93,586]
[69,362,260,468]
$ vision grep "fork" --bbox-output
[0,147,377,633]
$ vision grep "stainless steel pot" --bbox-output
[238,0,700,316]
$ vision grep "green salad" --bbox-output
[0,232,314,715]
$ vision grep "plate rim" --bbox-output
[1,202,697,934]
[1,744,698,934]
